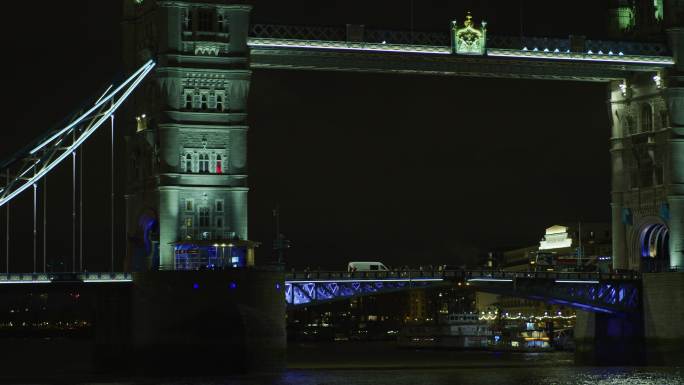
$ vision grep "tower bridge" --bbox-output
[0,0,681,373]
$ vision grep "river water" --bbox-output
[28,342,684,384]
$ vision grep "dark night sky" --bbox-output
[0,1,614,271]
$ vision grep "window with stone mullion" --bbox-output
[199,207,210,227]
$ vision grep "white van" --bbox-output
[347,261,389,272]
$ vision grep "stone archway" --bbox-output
[629,217,670,272]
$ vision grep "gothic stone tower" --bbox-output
[122,0,252,270]
[609,22,684,271]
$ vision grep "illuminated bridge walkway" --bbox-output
[247,23,674,82]
[285,270,641,314]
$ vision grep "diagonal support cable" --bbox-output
[0,60,155,208]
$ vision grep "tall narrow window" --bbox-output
[217,14,225,32]
[641,104,653,132]
[199,207,210,227]
[201,94,208,110]
[216,217,223,228]
[216,154,222,173]
[183,9,192,31]
[185,153,192,172]
[185,93,192,109]
[216,95,224,111]
[185,199,194,212]
[215,200,223,213]
[198,9,214,32]
[199,154,209,173]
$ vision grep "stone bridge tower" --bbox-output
[609,1,684,271]
[122,0,252,270]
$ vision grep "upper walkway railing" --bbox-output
[285,269,640,283]
[250,24,670,57]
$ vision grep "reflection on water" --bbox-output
[76,367,684,385]
[26,343,684,384]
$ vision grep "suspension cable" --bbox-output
[72,151,76,272]
[80,145,83,272]
[43,177,46,273]
[111,113,115,273]
[33,183,37,273]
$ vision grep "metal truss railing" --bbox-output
[0,60,156,209]
[250,24,670,57]
[285,277,444,307]
[285,270,641,312]
[285,269,640,282]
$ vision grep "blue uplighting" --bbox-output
[229,282,237,289]
[193,283,199,289]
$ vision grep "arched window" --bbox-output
[216,154,222,173]
[199,154,209,173]
[185,93,192,109]
[216,95,224,111]
[641,104,653,132]
[201,94,208,110]
[185,153,192,172]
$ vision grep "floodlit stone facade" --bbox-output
[122,1,252,270]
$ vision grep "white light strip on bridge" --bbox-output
[286,278,444,284]
[249,39,673,66]
[248,39,451,55]
[467,278,513,282]
[0,280,51,284]
[83,279,132,283]
[487,49,674,65]
[555,280,599,284]
[29,61,154,155]
[0,62,156,208]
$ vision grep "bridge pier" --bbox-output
[92,269,286,375]
[574,310,644,365]
[574,272,684,365]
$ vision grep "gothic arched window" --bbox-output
[216,154,222,173]
[185,153,192,172]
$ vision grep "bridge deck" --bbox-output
[246,25,673,81]
[285,270,641,313]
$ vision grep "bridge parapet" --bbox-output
[250,23,670,57]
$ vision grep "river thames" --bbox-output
[39,342,684,384]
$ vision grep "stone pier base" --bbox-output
[574,272,684,365]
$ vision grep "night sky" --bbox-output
[0,1,615,271]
